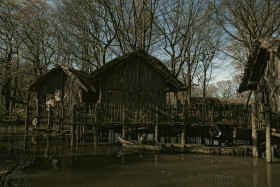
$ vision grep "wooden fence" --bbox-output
[26,100,280,130]
[71,102,251,127]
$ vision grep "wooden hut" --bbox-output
[28,64,96,122]
[90,49,185,106]
[238,37,280,162]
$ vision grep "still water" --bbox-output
[1,125,280,187]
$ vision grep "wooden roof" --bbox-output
[28,64,94,92]
[238,37,280,93]
[90,49,186,91]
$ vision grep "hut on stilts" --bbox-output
[238,37,280,162]
[27,64,96,131]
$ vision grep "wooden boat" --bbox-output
[117,136,162,152]
[117,136,253,156]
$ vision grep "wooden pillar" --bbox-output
[47,108,52,129]
[122,105,127,139]
[25,105,29,131]
[265,105,272,163]
[93,125,98,146]
[36,94,41,129]
[251,102,258,157]
[233,126,237,145]
[108,129,114,144]
[155,106,159,144]
[201,127,205,144]
[181,103,186,145]
[71,106,76,146]
[61,72,65,130]
[76,124,81,143]
[25,92,31,132]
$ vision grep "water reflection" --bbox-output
[0,125,280,186]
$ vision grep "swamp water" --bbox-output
[1,125,280,187]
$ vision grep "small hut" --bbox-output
[238,37,280,162]
[90,49,185,106]
[28,64,96,119]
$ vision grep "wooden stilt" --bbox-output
[25,92,30,132]
[25,105,29,132]
[93,125,98,146]
[265,105,272,163]
[155,106,159,144]
[76,124,81,143]
[251,102,258,157]
[201,127,205,144]
[122,105,127,139]
[181,103,186,145]
[36,95,41,129]
[47,108,52,129]
[233,126,237,145]
[71,107,76,146]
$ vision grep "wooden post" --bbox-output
[201,127,205,144]
[122,105,127,139]
[233,126,237,145]
[155,106,159,144]
[25,105,29,131]
[25,92,30,132]
[251,102,258,157]
[181,103,186,145]
[36,94,41,129]
[265,105,272,163]
[71,106,76,146]
[76,124,81,143]
[47,108,52,129]
[93,125,98,146]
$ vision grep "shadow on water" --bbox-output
[1,125,280,187]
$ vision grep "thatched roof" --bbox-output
[238,37,280,93]
[90,49,186,91]
[29,64,94,92]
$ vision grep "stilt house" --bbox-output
[238,37,280,124]
[90,49,186,106]
[238,37,280,162]
[28,64,96,117]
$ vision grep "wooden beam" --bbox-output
[251,102,258,157]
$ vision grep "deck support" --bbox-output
[122,105,127,139]
[47,109,52,129]
[93,125,98,146]
[71,108,76,146]
[265,105,272,163]
[251,102,258,157]
[155,106,159,144]
[35,94,41,129]
[233,126,237,145]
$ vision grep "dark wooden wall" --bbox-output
[255,52,280,129]
[98,56,167,106]
[36,70,94,116]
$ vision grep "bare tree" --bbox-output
[54,0,116,72]
[100,0,160,54]
[213,0,280,70]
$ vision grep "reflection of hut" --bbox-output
[90,49,185,106]
[238,37,280,162]
[28,64,96,118]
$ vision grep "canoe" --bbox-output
[117,136,252,156]
[117,136,162,152]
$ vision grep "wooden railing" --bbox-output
[72,102,251,127]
